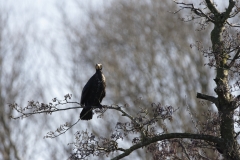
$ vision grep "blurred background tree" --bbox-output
[1,0,221,159]
[0,2,72,160]
[59,0,215,158]
[0,5,38,160]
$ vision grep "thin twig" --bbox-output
[107,105,146,140]
[11,106,82,119]
[178,141,191,160]
[45,119,81,138]
[228,47,240,68]
[226,21,240,27]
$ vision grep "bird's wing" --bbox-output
[99,88,106,103]
[80,74,95,104]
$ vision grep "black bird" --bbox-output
[80,64,106,120]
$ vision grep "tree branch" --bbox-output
[224,0,236,20]
[107,105,147,139]
[178,141,191,160]
[172,1,215,22]
[196,92,217,104]
[111,133,223,160]
[44,119,80,138]
[228,47,240,68]
[226,21,240,27]
[10,105,82,119]
[205,0,219,15]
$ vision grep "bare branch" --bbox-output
[173,1,214,22]
[109,104,164,137]
[111,133,223,160]
[228,47,240,68]
[196,92,217,104]
[178,141,191,160]
[226,21,240,27]
[205,0,219,15]
[44,119,80,138]
[9,102,81,119]
[224,0,236,20]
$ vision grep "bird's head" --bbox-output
[95,63,102,70]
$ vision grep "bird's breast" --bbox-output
[102,74,106,84]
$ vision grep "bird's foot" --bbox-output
[98,104,103,109]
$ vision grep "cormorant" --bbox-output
[80,64,106,120]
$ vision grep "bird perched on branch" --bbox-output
[80,63,106,120]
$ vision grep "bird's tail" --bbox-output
[80,107,93,120]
